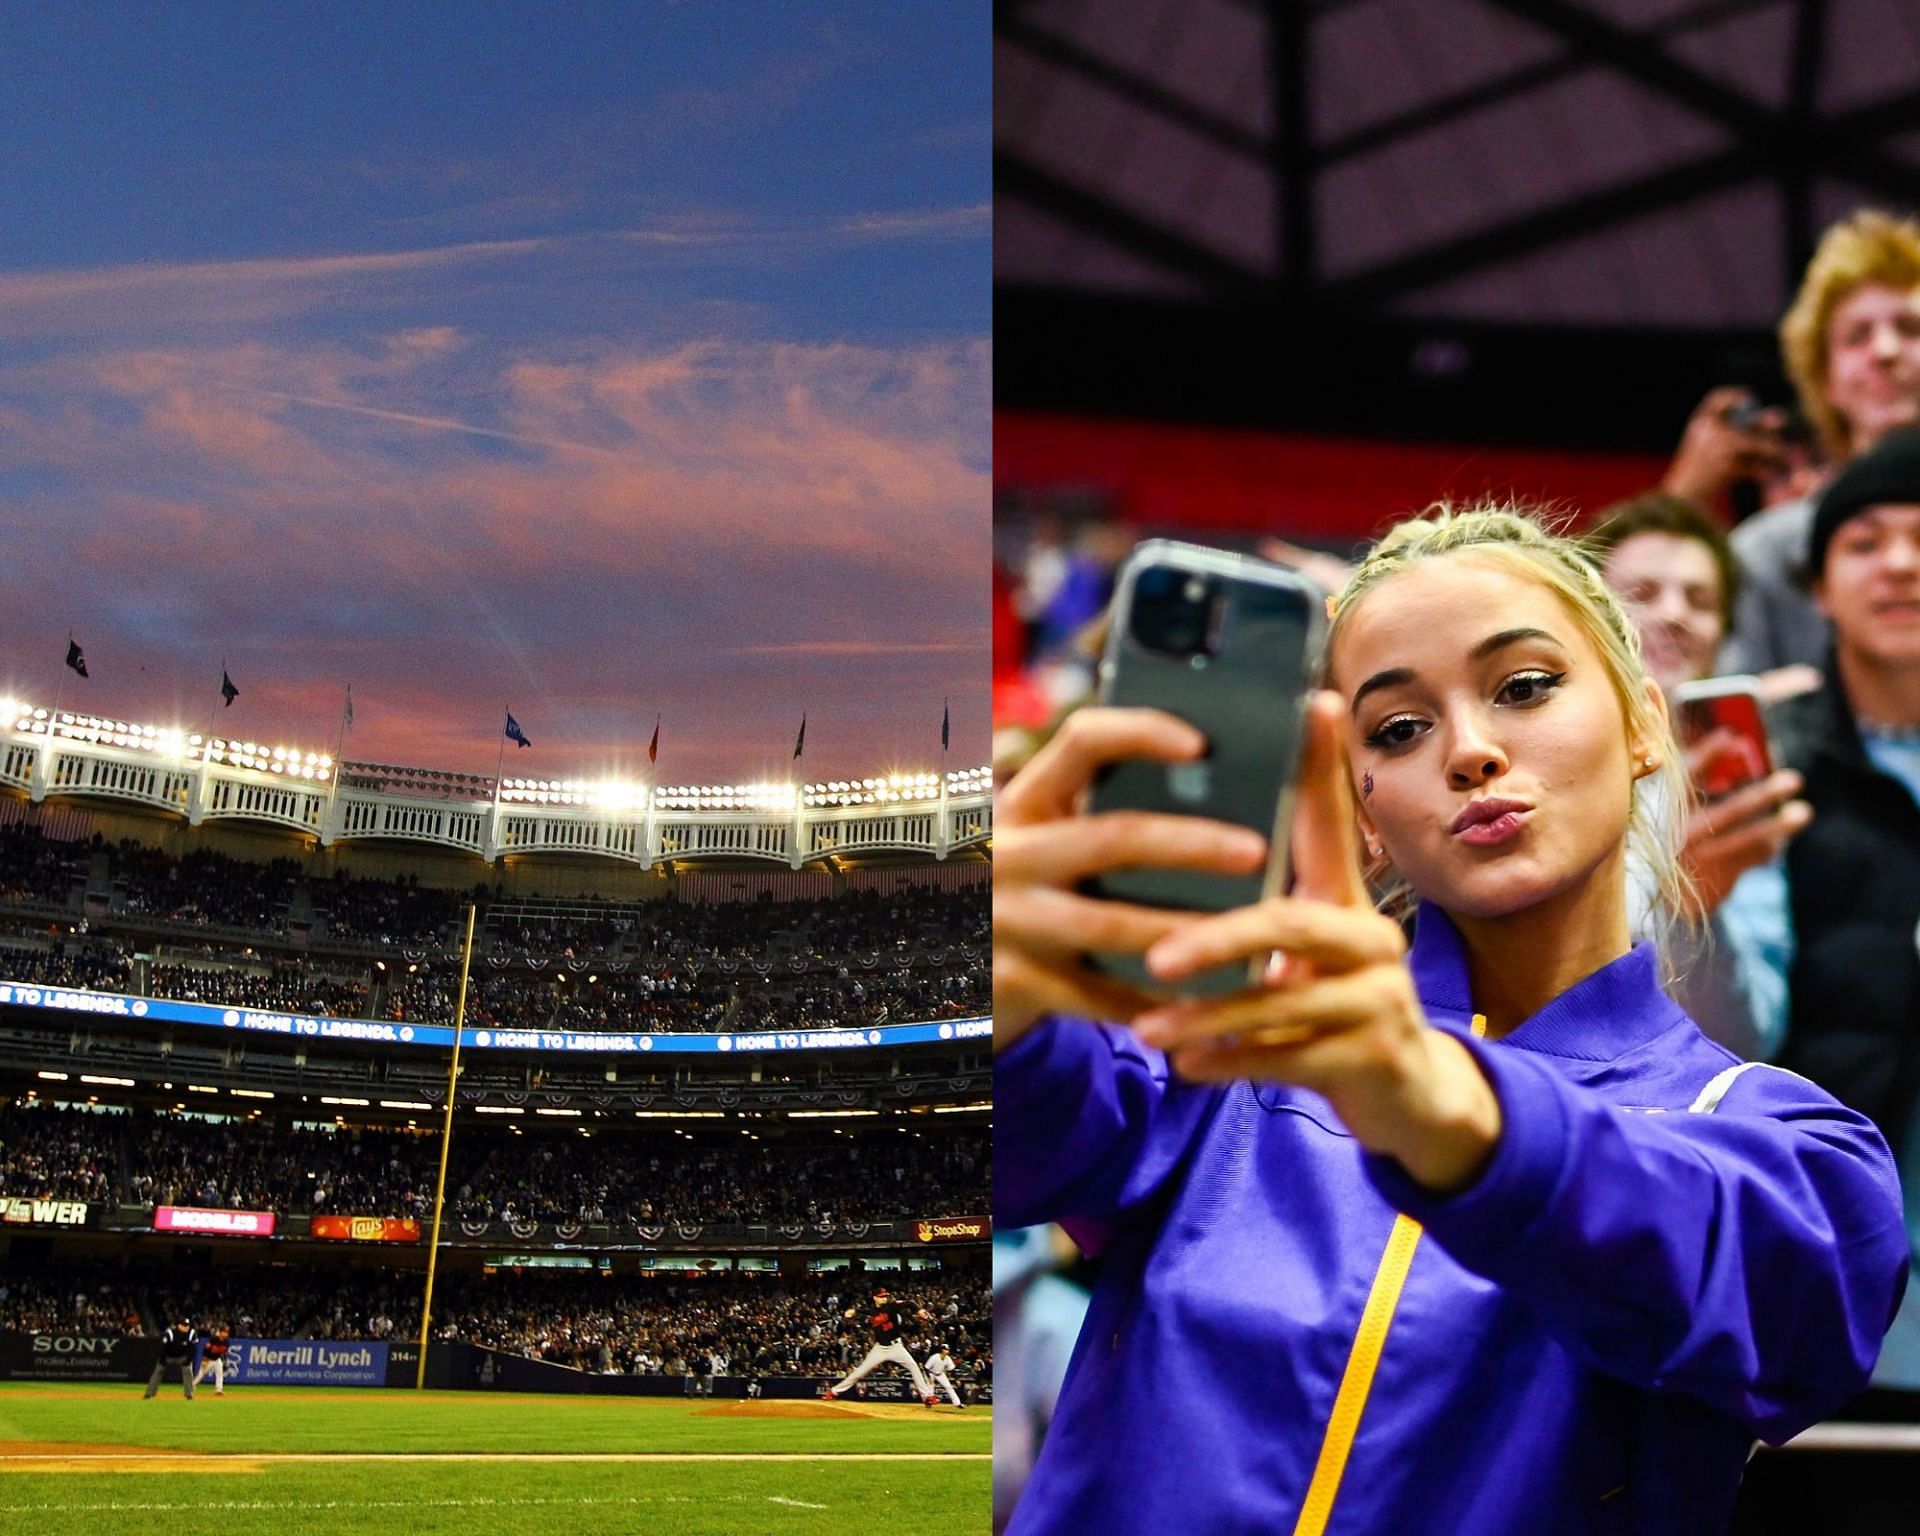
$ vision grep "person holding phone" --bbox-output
[1766,429,1920,1406]
[1720,210,1920,676]
[1587,494,1811,1061]
[995,506,1906,1534]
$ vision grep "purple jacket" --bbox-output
[995,907,1908,1534]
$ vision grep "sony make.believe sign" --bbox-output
[0,979,987,1056]
[225,1338,388,1386]
[0,1333,159,1381]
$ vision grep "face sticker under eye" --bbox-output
[1362,770,1374,800]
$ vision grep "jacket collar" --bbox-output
[1407,903,1687,1061]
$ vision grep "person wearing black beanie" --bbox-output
[1771,419,1920,1413]
[1805,427,1920,581]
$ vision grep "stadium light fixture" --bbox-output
[186,1084,219,1094]
[476,1106,524,1115]
[79,1074,135,1087]
[320,1095,370,1106]
[35,1070,69,1081]
[380,1099,432,1111]
[788,1108,879,1118]
[536,1108,582,1117]
[231,1088,274,1099]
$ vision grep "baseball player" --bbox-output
[925,1342,964,1407]
[192,1322,231,1395]
[822,1285,938,1406]
[143,1319,197,1400]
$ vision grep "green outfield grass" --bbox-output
[0,1384,990,1534]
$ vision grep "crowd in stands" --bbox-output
[0,936,132,993]
[0,836,986,1036]
[0,1099,987,1227]
[384,960,985,1037]
[0,824,85,906]
[112,845,299,931]
[149,962,367,1017]
[447,1127,988,1229]
[122,1111,437,1219]
[0,1100,119,1202]
[430,1272,991,1381]
[310,873,460,945]
[0,1264,991,1388]
[0,1270,142,1335]
[129,1269,989,1382]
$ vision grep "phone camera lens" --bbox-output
[1131,567,1220,657]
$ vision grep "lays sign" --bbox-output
[310,1215,421,1243]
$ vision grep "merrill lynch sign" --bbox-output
[913,1216,989,1244]
[0,1197,88,1226]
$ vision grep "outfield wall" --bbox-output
[0,1332,990,1401]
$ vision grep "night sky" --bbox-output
[0,4,989,785]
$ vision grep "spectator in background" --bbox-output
[1768,428,1920,1407]
[1708,210,1920,675]
[1586,494,1811,1059]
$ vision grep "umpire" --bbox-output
[143,1318,197,1400]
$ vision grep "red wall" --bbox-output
[996,411,1672,542]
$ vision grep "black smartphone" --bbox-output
[1084,540,1327,997]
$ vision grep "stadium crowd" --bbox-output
[0,1099,987,1227]
[0,823,86,906]
[5,1266,990,1387]
[111,845,300,931]
[0,1271,143,1336]
[0,846,985,1036]
[0,1100,119,1201]
[149,962,368,1017]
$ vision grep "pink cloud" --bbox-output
[0,325,987,779]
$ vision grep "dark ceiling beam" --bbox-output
[1783,0,1828,278]
[1271,0,1314,288]
[1478,0,1919,198]
[996,16,1270,162]
[996,151,1271,296]
[1325,145,1767,306]
[1319,0,1780,167]
[1325,74,1920,308]
[1825,85,1920,143]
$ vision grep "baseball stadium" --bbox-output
[0,701,993,1533]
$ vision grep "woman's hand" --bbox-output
[1129,693,1503,1194]
[994,707,1271,1050]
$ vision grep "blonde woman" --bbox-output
[994,507,1906,1534]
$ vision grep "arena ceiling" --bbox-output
[997,0,1920,328]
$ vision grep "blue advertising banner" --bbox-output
[0,979,988,1055]
[226,1338,388,1386]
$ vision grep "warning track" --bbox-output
[1,1450,990,1473]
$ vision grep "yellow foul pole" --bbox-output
[415,900,477,1389]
